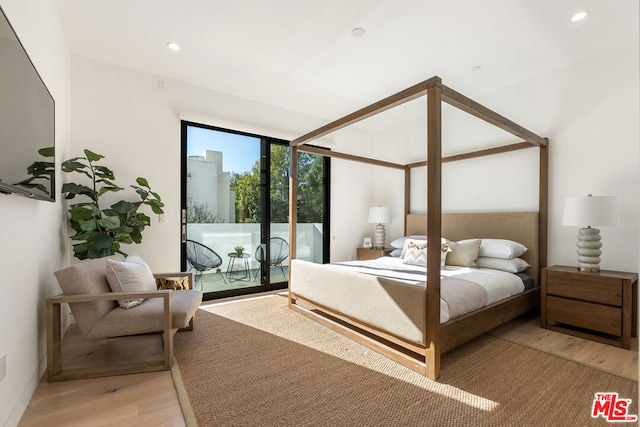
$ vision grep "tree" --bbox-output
[230,145,324,224]
[186,197,225,223]
[231,161,261,223]
[297,151,324,223]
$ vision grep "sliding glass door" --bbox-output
[181,121,328,300]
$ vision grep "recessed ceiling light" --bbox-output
[571,10,590,22]
[351,27,365,38]
[167,42,181,51]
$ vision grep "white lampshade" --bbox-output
[562,195,620,227]
[562,195,620,272]
[368,206,391,224]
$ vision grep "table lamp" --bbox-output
[368,206,391,249]
[562,194,620,272]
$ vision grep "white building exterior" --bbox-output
[187,150,235,223]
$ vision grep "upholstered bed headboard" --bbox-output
[406,212,540,286]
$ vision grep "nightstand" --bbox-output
[541,265,638,349]
[356,247,392,261]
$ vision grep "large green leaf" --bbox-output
[133,187,149,199]
[97,217,119,229]
[84,149,104,162]
[97,179,121,189]
[109,200,137,215]
[112,225,134,234]
[113,234,134,244]
[129,228,143,244]
[127,213,150,228]
[80,219,97,231]
[61,159,86,172]
[136,177,149,187]
[62,182,94,198]
[93,165,116,180]
[93,232,113,250]
[38,147,55,157]
[97,185,123,197]
[146,199,165,214]
[87,247,113,259]
[70,230,95,241]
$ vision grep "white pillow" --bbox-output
[476,257,530,273]
[106,254,157,309]
[389,249,402,257]
[444,239,481,267]
[401,238,448,267]
[390,235,427,250]
[460,238,527,259]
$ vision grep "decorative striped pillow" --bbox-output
[402,239,449,267]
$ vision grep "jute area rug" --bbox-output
[173,294,638,427]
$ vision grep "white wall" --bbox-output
[475,45,639,273]
[0,1,70,426]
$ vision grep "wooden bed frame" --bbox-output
[287,76,548,380]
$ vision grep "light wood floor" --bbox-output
[18,308,637,426]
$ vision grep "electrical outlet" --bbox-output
[0,353,6,383]
[158,213,166,223]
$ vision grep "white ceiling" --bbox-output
[55,0,638,124]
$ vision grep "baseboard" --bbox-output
[4,353,47,427]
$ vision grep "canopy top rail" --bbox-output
[291,76,547,149]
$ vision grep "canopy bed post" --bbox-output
[539,140,549,270]
[425,79,443,379]
[288,145,298,308]
[404,166,411,236]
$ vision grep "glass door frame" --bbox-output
[180,121,330,301]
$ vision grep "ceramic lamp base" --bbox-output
[373,223,385,249]
[576,227,602,272]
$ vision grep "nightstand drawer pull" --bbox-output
[547,296,621,336]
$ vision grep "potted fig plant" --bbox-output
[61,149,164,259]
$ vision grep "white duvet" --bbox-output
[334,257,525,323]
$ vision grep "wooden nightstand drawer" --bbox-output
[547,296,621,336]
[546,270,622,306]
[356,248,392,261]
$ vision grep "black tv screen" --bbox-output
[0,5,55,201]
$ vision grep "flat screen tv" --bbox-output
[0,5,55,201]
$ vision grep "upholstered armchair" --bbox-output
[47,255,202,381]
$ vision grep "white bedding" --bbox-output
[333,257,525,323]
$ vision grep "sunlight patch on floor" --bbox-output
[198,292,499,413]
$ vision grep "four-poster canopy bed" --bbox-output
[287,76,548,380]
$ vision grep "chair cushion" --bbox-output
[54,255,124,338]
[86,290,203,339]
[106,255,157,309]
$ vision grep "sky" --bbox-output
[187,126,260,173]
